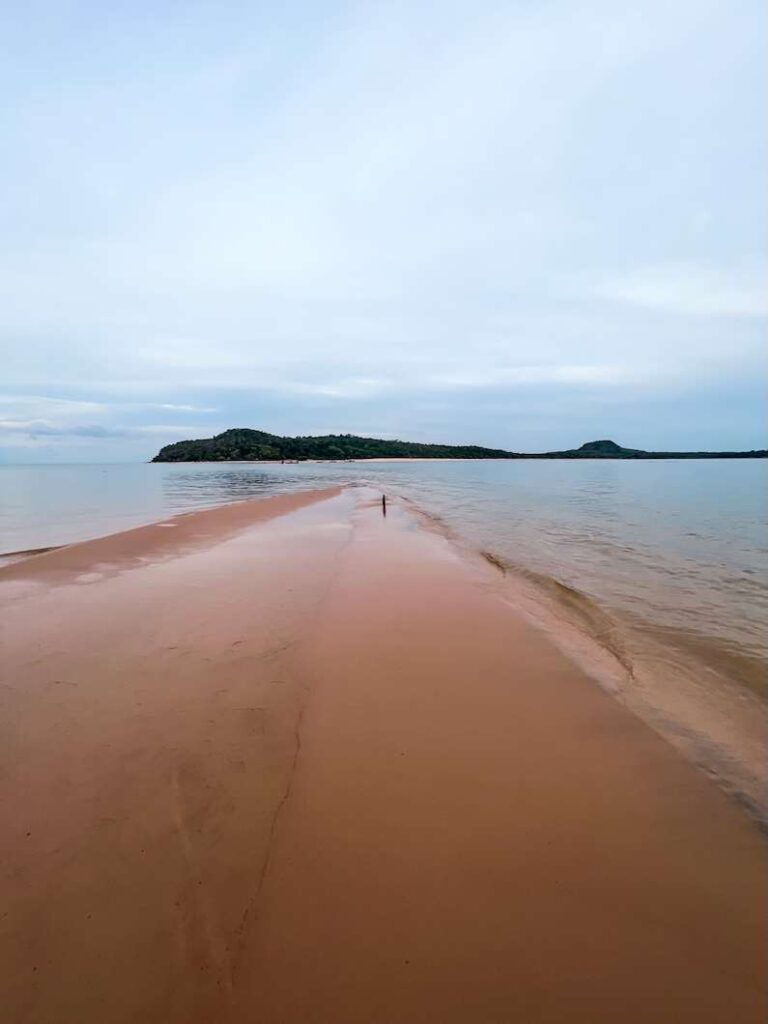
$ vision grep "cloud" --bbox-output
[0,395,109,417]
[427,365,631,389]
[151,403,217,413]
[0,421,119,437]
[597,262,768,317]
[128,424,214,436]
[0,395,218,448]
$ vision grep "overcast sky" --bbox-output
[2,0,766,461]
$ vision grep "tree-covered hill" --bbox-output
[151,429,767,462]
[151,428,517,462]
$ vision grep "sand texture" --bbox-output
[1,487,765,1023]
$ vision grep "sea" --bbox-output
[2,458,766,809]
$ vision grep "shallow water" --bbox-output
[2,459,766,700]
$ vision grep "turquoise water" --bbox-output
[2,459,766,696]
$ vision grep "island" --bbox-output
[152,429,767,462]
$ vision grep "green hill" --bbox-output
[151,428,516,462]
[151,429,767,462]
[545,439,768,459]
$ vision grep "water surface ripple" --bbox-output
[2,459,766,699]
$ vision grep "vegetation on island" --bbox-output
[151,429,767,462]
[152,428,515,462]
[545,439,768,459]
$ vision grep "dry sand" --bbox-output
[1,486,765,1023]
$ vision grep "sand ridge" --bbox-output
[1,487,766,1022]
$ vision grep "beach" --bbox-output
[1,485,766,1022]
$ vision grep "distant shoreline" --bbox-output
[151,428,768,463]
[148,454,768,464]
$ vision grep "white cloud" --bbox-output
[0,395,218,448]
[151,403,217,413]
[429,365,630,389]
[597,263,768,318]
[0,395,108,417]
[128,424,213,436]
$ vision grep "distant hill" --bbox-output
[151,429,767,462]
[546,439,768,459]
[152,429,516,462]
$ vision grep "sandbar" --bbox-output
[1,486,765,1022]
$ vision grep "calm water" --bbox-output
[2,459,766,696]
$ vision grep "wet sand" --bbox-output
[1,487,765,1022]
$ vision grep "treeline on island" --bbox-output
[152,428,516,462]
[151,430,767,462]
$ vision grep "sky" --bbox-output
[1,0,766,462]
